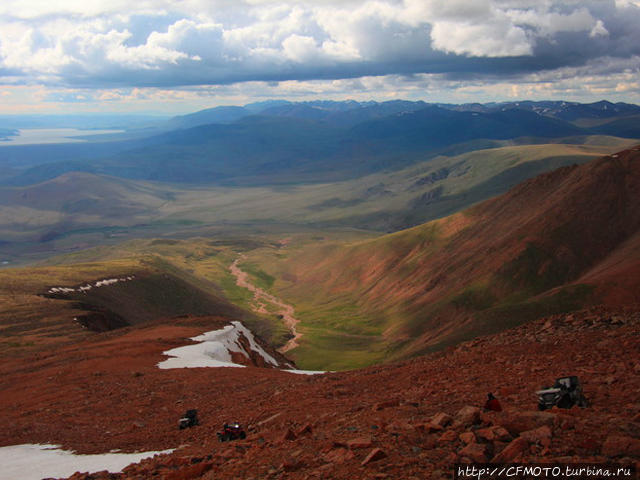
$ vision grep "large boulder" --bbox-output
[476,425,512,442]
[347,436,374,450]
[491,437,530,463]
[459,443,488,463]
[520,425,552,448]
[454,406,481,427]
[500,410,556,436]
[323,447,355,464]
[361,448,387,466]
[432,412,453,428]
[438,430,459,443]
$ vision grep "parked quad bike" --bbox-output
[536,376,588,410]
[217,422,247,442]
[178,409,199,429]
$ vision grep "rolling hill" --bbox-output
[0,172,176,244]
[254,146,640,368]
[1,139,634,265]
[0,237,292,355]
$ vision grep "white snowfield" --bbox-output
[0,444,172,480]
[282,369,327,375]
[48,276,135,294]
[157,321,324,375]
[158,320,279,369]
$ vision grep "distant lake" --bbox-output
[0,128,124,146]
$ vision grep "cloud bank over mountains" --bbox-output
[0,0,639,112]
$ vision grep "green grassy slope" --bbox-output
[245,146,640,369]
[0,236,307,355]
[4,146,639,368]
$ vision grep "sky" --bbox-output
[1,0,639,114]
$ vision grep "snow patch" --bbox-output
[157,321,325,375]
[283,369,326,375]
[48,287,75,294]
[0,444,172,480]
[47,275,135,294]
[158,321,279,369]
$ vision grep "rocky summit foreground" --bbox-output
[0,307,638,479]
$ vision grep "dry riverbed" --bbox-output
[229,256,302,353]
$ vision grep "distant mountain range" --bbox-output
[166,99,640,130]
[3,99,640,187]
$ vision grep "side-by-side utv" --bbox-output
[536,376,588,410]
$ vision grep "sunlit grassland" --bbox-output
[231,230,387,369]
[159,140,632,227]
[19,233,370,353]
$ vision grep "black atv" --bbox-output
[217,422,246,442]
[536,376,588,410]
[178,409,199,430]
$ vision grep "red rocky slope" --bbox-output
[0,308,638,479]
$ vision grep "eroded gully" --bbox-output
[229,257,301,353]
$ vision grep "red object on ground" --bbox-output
[484,397,502,412]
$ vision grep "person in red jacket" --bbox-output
[484,393,502,411]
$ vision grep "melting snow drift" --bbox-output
[158,321,279,369]
[0,444,172,480]
[157,321,324,375]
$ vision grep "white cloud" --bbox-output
[0,0,638,111]
[403,0,494,23]
[506,8,598,36]
[615,0,640,7]
[103,19,221,69]
[590,19,609,38]
[282,34,318,62]
[431,20,532,57]
[0,25,76,74]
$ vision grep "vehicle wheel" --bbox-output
[538,403,546,411]
[557,394,573,409]
[240,431,246,439]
